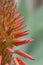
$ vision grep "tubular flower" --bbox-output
[0,0,35,65]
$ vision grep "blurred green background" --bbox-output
[14,0,43,65]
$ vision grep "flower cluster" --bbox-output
[0,0,35,65]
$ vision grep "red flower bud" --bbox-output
[12,38,32,46]
[15,25,26,30]
[6,47,14,53]
[15,16,24,24]
[14,50,35,60]
[14,30,29,38]
[17,57,26,65]
[14,24,21,30]
[12,58,19,65]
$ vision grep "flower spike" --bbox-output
[0,0,35,65]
